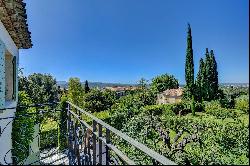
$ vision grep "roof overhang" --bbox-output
[0,0,32,49]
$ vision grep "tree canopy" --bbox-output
[151,73,179,93]
[18,73,59,104]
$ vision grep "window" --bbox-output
[5,52,16,101]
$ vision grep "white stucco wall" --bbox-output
[0,20,19,165]
[0,103,16,165]
[0,21,18,57]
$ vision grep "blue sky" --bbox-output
[20,0,249,84]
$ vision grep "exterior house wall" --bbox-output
[0,20,19,164]
[175,97,182,103]
[0,103,16,165]
[157,94,182,104]
[167,97,176,104]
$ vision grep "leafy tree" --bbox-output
[68,77,84,106]
[151,73,179,93]
[18,73,59,104]
[84,80,90,93]
[235,95,249,113]
[138,78,148,90]
[84,88,116,113]
[185,23,195,97]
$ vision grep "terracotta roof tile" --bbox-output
[161,88,183,97]
[0,0,32,49]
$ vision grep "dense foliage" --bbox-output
[15,72,60,162]
[68,77,84,106]
[235,95,249,113]
[151,73,179,93]
[110,99,249,165]
[15,71,248,165]
[18,73,59,104]
[84,88,117,113]
[12,91,36,164]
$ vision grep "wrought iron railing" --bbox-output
[0,101,176,165]
[66,101,176,165]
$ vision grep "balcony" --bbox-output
[0,102,176,165]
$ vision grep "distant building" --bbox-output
[157,88,183,104]
[104,86,138,97]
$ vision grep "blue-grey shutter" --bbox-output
[12,56,16,100]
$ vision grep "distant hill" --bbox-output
[220,83,249,86]
[57,81,136,89]
[57,81,249,89]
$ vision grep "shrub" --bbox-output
[235,95,249,113]
[93,110,111,124]
[84,88,116,113]
[40,119,58,150]
[204,100,221,110]
[171,101,191,115]
[161,115,249,165]
[205,108,245,119]
[142,104,175,117]
[40,128,58,150]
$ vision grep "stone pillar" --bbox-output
[0,40,5,109]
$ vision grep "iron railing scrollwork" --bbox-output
[0,101,176,165]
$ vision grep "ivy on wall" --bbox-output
[12,91,36,164]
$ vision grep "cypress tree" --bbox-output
[84,80,90,93]
[210,50,219,99]
[204,48,213,101]
[185,23,195,98]
[196,58,205,101]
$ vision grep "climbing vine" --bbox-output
[12,91,36,164]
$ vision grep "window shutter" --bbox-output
[12,56,16,100]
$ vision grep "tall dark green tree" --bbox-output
[185,23,195,97]
[202,48,219,101]
[204,48,213,100]
[196,58,205,101]
[210,50,219,99]
[84,80,90,93]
